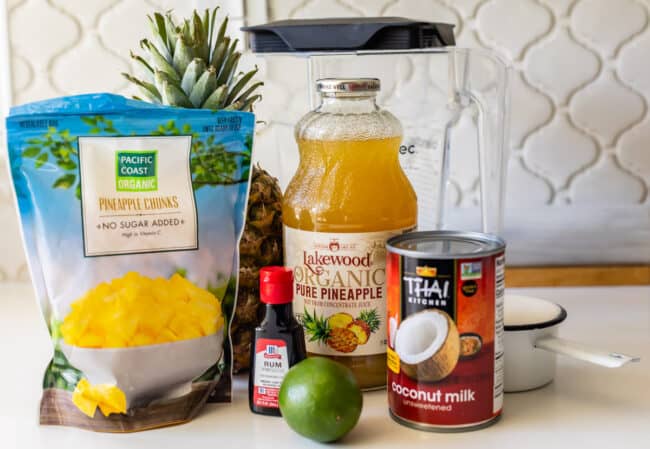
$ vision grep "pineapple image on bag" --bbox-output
[303,308,381,354]
[60,272,226,413]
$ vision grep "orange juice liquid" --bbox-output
[283,135,417,389]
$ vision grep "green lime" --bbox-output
[279,357,363,443]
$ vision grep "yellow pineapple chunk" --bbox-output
[77,333,104,348]
[328,312,354,329]
[347,321,370,345]
[93,383,127,417]
[104,334,128,348]
[72,378,127,418]
[72,379,97,418]
[130,332,155,346]
[156,328,179,344]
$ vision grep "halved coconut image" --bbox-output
[394,309,460,382]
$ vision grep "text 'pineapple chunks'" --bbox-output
[72,378,127,418]
[61,272,224,348]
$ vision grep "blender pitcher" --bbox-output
[242,18,510,235]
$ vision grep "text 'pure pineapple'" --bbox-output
[61,272,224,348]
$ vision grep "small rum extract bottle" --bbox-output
[249,266,306,416]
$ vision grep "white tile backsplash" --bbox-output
[476,0,554,61]
[524,111,598,190]
[619,118,650,183]
[571,69,645,147]
[571,0,647,58]
[525,27,601,105]
[1,0,649,282]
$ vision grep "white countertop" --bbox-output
[1,283,648,449]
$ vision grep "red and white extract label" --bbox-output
[252,339,289,409]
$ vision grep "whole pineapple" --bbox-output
[231,164,283,371]
[123,8,283,372]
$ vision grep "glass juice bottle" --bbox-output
[283,78,417,390]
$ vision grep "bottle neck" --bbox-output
[318,93,379,114]
[266,302,295,326]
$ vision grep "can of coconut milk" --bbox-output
[386,231,505,431]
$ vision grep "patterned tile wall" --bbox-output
[2,0,649,281]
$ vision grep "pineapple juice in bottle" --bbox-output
[283,78,417,390]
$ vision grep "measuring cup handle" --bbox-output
[535,336,640,368]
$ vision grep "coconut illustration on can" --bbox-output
[394,310,460,382]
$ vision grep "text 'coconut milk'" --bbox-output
[386,231,505,431]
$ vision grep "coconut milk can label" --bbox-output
[386,251,505,427]
[285,227,404,357]
[252,339,289,409]
[78,136,198,256]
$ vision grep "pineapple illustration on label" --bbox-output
[303,309,381,354]
[285,228,402,357]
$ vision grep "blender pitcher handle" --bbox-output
[474,93,497,234]
[448,49,511,235]
[435,100,462,230]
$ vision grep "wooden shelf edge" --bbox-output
[505,265,650,287]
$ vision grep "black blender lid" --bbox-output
[241,17,455,53]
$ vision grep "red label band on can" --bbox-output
[386,231,506,431]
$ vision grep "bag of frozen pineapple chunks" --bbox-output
[6,93,254,432]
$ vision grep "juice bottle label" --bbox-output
[252,338,289,409]
[285,226,405,357]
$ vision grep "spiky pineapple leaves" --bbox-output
[302,307,331,343]
[358,309,381,333]
[181,59,207,97]
[123,7,262,111]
